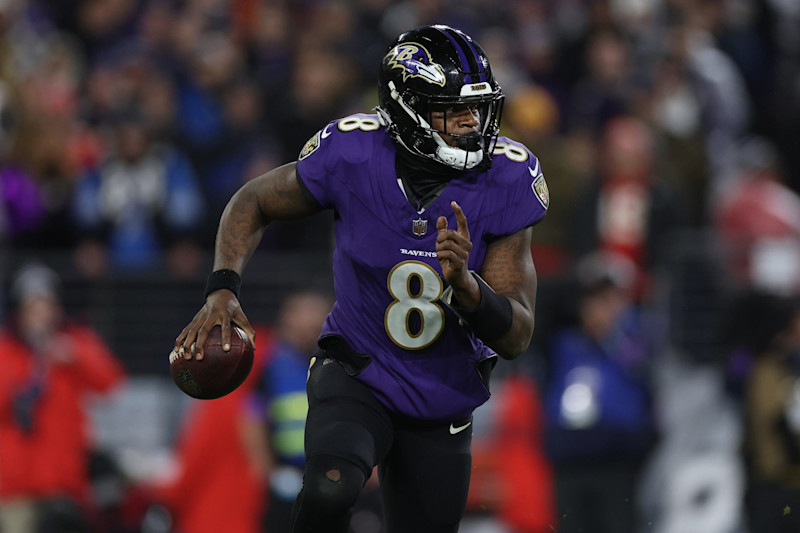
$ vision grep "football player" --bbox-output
[175,24,549,533]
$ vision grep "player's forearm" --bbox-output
[212,162,321,274]
[446,272,536,359]
[485,297,534,359]
[477,228,537,359]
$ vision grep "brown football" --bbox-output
[169,325,254,399]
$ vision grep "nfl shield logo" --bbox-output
[412,218,428,236]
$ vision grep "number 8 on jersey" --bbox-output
[384,261,445,350]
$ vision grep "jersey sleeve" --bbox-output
[295,121,338,209]
[484,140,549,239]
[295,114,381,209]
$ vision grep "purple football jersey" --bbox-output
[296,113,548,421]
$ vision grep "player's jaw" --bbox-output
[430,106,481,148]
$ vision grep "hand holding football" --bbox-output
[169,324,254,399]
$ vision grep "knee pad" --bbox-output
[301,454,366,516]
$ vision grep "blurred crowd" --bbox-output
[3,0,800,532]
[0,0,798,280]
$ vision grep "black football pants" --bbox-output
[291,354,473,533]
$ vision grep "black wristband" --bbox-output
[204,269,242,299]
[449,273,513,342]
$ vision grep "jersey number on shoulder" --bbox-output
[492,141,529,162]
[385,261,445,350]
[338,115,381,133]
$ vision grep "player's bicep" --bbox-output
[251,162,323,221]
[480,227,537,313]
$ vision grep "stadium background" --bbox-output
[1,0,800,532]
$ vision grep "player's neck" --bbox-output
[395,150,460,211]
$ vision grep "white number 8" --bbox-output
[492,141,529,162]
[338,115,381,132]
[384,261,445,350]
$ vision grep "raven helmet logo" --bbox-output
[386,43,446,87]
[412,217,428,236]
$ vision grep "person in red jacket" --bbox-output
[0,263,125,533]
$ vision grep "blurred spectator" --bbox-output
[512,0,562,96]
[43,0,141,63]
[175,30,244,161]
[1,28,88,250]
[669,7,751,197]
[243,1,293,101]
[72,111,205,277]
[714,136,800,296]
[568,26,637,136]
[137,67,178,143]
[0,262,126,533]
[465,369,555,533]
[569,114,683,300]
[641,51,711,225]
[0,65,47,246]
[741,292,800,533]
[543,251,656,533]
[478,27,530,100]
[201,77,280,229]
[0,161,45,246]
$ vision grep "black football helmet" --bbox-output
[376,25,505,171]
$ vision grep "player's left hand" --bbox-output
[437,201,480,308]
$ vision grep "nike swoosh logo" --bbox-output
[449,421,472,435]
[321,124,332,138]
[528,159,541,178]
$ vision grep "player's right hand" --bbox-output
[173,289,256,360]
[436,201,480,309]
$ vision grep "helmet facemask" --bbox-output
[377,80,504,171]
